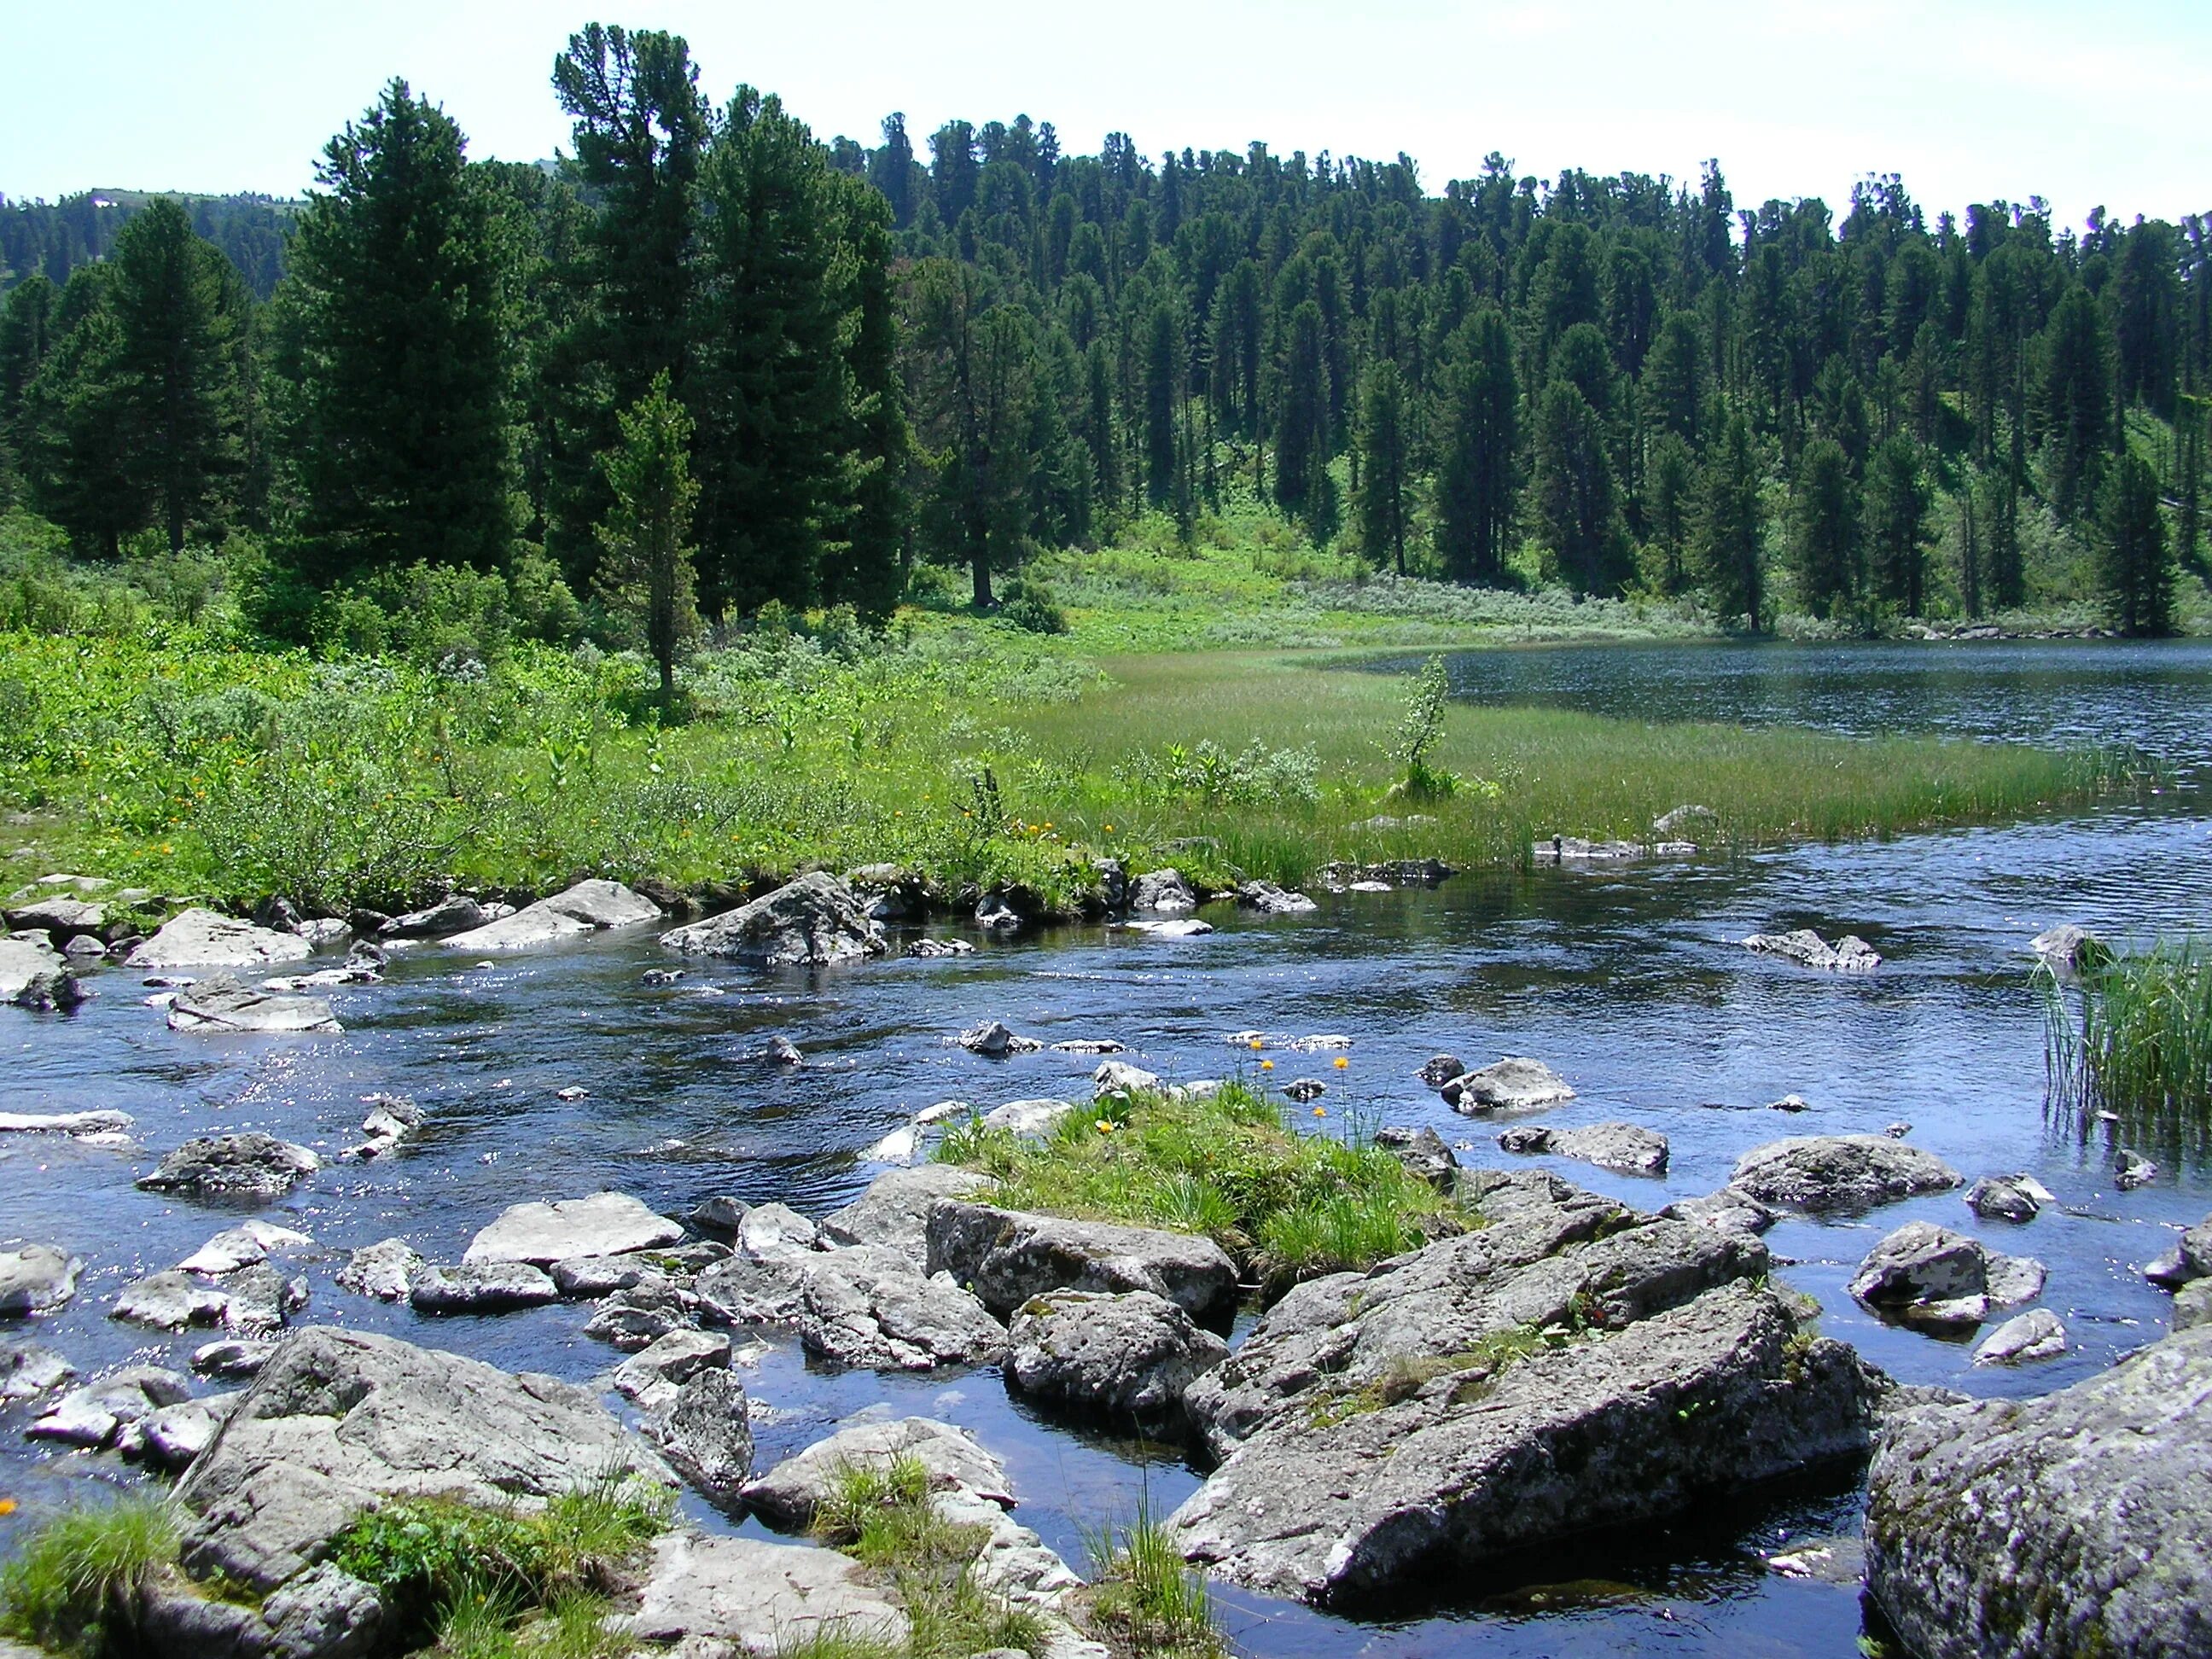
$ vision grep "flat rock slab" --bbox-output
[0,1337,76,1400]
[173,1326,669,1592]
[166,973,341,1035]
[1973,1308,2068,1365]
[1170,1282,1877,1607]
[818,1164,994,1266]
[335,1238,423,1301]
[127,909,311,969]
[742,1416,1015,1528]
[659,870,885,967]
[463,1190,684,1265]
[1732,1135,1962,1213]
[927,1201,1239,1320]
[618,1532,908,1654]
[179,1220,313,1276]
[1007,1289,1229,1419]
[410,1260,561,1313]
[1867,1324,2212,1659]
[0,935,66,998]
[0,1243,82,1314]
[1743,928,1881,971]
[696,1245,1007,1371]
[0,1109,133,1136]
[443,878,660,951]
[137,1132,320,1202]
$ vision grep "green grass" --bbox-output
[807,1455,1046,1659]
[0,1493,178,1656]
[938,1079,1464,1296]
[1080,1496,1227,1659]
[329,1469,671,1655]
[2045,940,2212,1162]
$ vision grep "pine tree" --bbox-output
[1530,377,1627,594]
[1431,305,1517,585]
[1274,300,1331,533]
[824,172,908,620]
[1790,438,1858,618]
[592,372,699,700]
[2098,450,2173,635]
[0,275,61,502]
[2037,286,2112,521]
[1143,300,1178,504]
[279,79,519,585]
[1982,466,2025,610]
[107,198,243,552]
[1641,430,1695,594]
[1353,360,1411,574]
[1694,412,1767,630]
[22,266,148,556]
[1864,432,1932,614]
[1641,310,1705,448]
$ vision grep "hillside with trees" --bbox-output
[1,20,2206,645]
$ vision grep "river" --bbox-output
[4,637,2210,1656]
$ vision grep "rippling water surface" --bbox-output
[4,638,2210,1656]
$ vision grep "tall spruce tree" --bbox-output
[1864,432,1932,614]
[1695,412,1767,631]
[1274,299,1332,533]
[2037,286,2111,521]
[592,372,699,699]
[2098,450,2173,635]
[0,276,61,503]
[1530,377,1627,594]
[1790,437,1858,618]
[1642,430,1696,594]
[278,79,518,585]
[824,172,909,620]
[1431,306,1518,585]
[1143,300,1179,504]
[1353,359,1411,574]
[22,266,147,556]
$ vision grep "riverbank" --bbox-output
[0,615,2135,923]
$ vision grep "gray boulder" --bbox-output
[583,1276,697,1351]
[11,969,88,1011]
[1170,1280,1876,1607]
[1130,869,1197,911]
[1441,1057,1575,1113]
[1417,1054,1466,1087]
[1731,1134,1962,1212]
[137,1132,320,1201]
[612,1329,730,1406]
[960,1018,1041,1056]
[166,972,341,1034]
[1866,1325,2212,1659]
[0,934,65,999]
[409,1260,561,1314]
[658,871,885,967]
[742,1416,1015,1528]
[1848,1221,2045,1328]
[648,1368,754,1509]
[1546,1121,1670,1175]
[2031,923,2110,975]
[27,1365,192,1449]
[0,1242,81,1314]
[1006,1289,1229,1420]
[257,1563,385,1659]
[616,1533,907,1654]
[4,894,105,940]
[2174,1280,2212,1333]
[1743,928,1881,971]
[378,894,488,940]
[141,1391,243,1470]
[695,1245,1006,1371]
[127,909,311,969]
[926,1201,1238,1321]
[113,1269,239,1330]
[334,1239,422,1301]
[818,1164,993,1266]
[1972,1308,2068,1366]
[172,1326,668,1592]
[178,1220,312,1276]
[732,1202,818,1259]
[1184,1170,1759,1458]
[443,878,661,951]
[1965,1174,2044,1223]
[0,1336,75,1400]
[1237,882,1318,915]
[1659,1186,1778,1237]
[0,1108,131,1136]
[462,1190,684,1265]
[1372,1125,1458,1191]
[978,1097,1076,1138]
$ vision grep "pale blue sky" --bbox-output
[5,1,2207,230]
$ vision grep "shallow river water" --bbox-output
[5,638,2212,1656]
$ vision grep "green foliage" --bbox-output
[592,372,700,697]
[996,575,1068,634]
[940,1079,1461,1296]
[1385,654,1456,800]
[1081,1499,1226,1659]
[330,1471,670,1650]
[2045,940,2212,1148]
[0,1494,178,1656]
[2098,451,2174,636]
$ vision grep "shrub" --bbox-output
[1384,654,1457,800]
[996,576,1068,635]
[0,1493,178,1655]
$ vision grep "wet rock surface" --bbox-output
[1730,1134,1963,1212]
[818,1163,993,1266]
[0,1243,82,1315]
[1866,1325,2212,1659]
[444,878,661,951]
[1006,1289,1230,1421]
[462,1190,684,1265]
[1742,928,1881,971]
[166,972,342,1034]
[659,870,886,966]
[126,908,312,970]
[696,1243,1008,1371]
[926,1200,1239,1320]
[137,1132,320,1202]
[1441,1056,1576,1113]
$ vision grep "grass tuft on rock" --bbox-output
[807,1453,1046,1659]
[0,1493,178,1656]
[939,1080,1466,1296]
[1080,1499,1227,1659]
[330,1468,670,1656]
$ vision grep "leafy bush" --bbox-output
[1126,738,1321,807]
[1384,654,1457,800]
[996,576,1068,635]
[0,1493,178,1655]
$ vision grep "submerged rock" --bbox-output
[127,908,311,970]
[1964,1173,2045,1223]
[2030,923,2111,975]
[166,972,341,1034]
[1866,1325,2212,1659]
[1171,1280,1876,1608]
[926,1201,1239,1321]
[172,1326,668,1592]
[1848,1222,2045,1329]
[1441,1056,1576,1114]
[1743,928,1881,971]
[960,1019,1042,1057]
[1972,1308,2068,1365]
[2116,1148,2158,1190]
[659,871,885,967]
[1730,1134,1961,1213]
[444,878,661,951]
[137,1132,320,1202]
[463,1190,684,1266]
[1006,1289,1229,1421]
